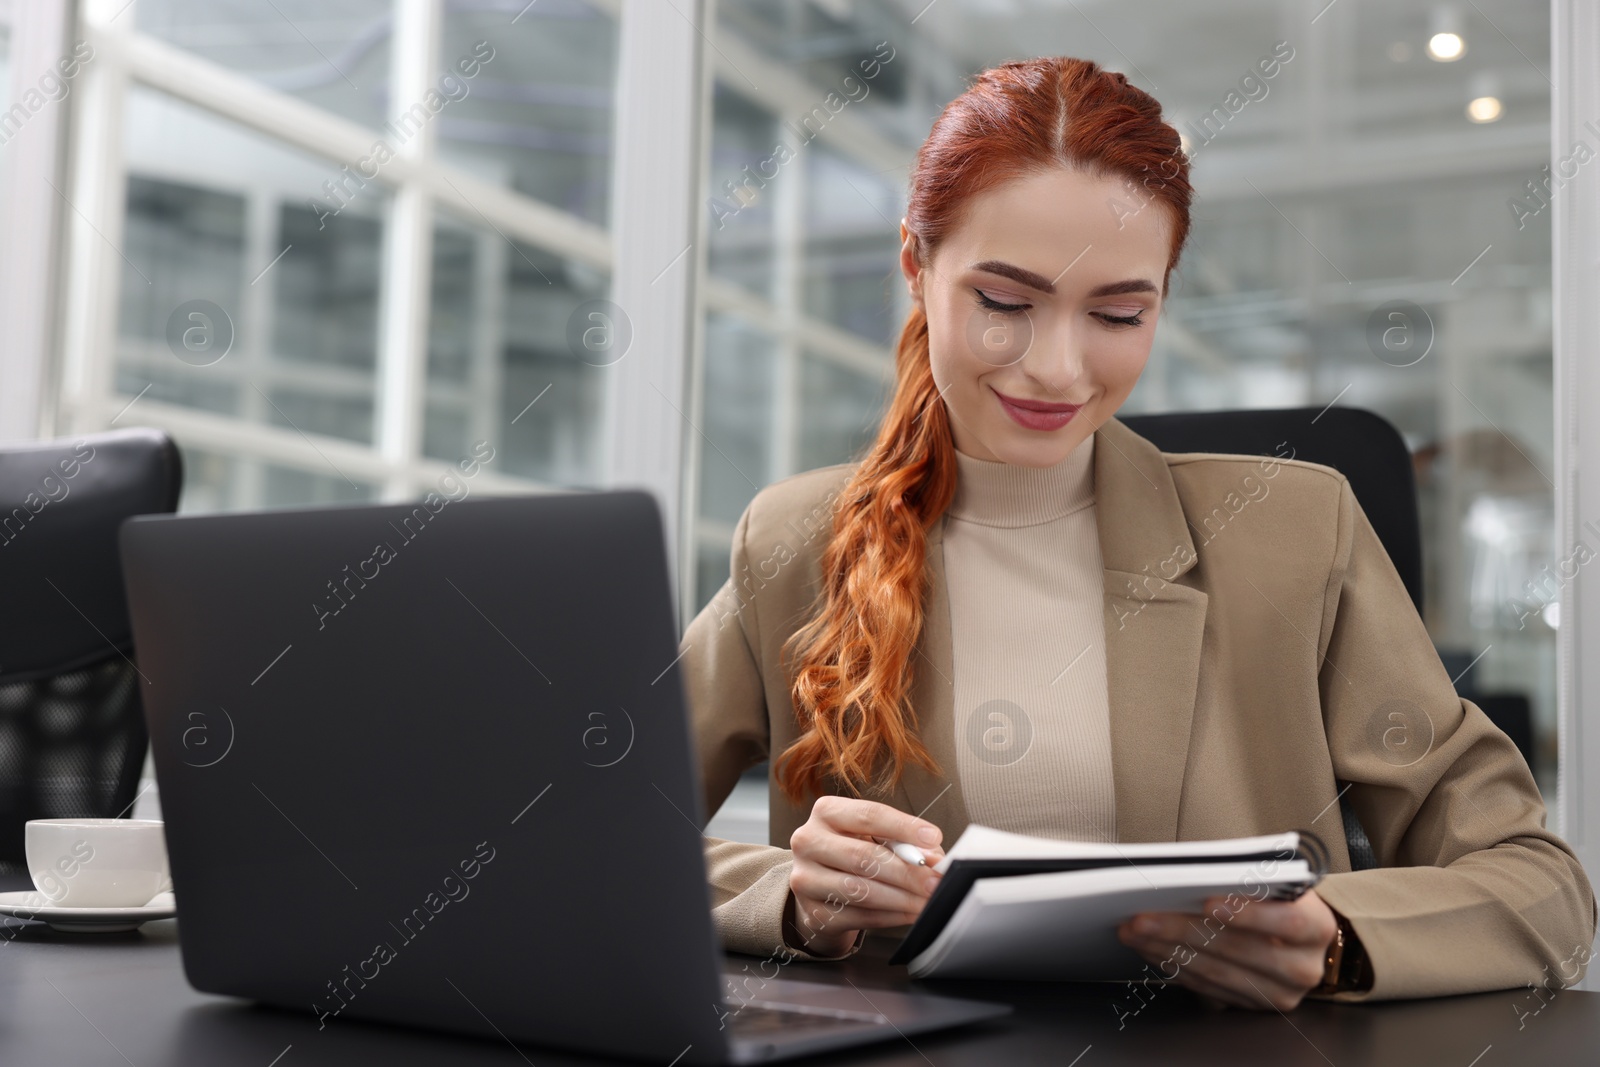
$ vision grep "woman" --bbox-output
[680,56,1594,1010]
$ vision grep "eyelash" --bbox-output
[973,289,1145,328]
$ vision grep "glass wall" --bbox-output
[128,0,395,131]
[75,0,619,514]
[692,0,1559,798]
[423,212,611,486]
[693,13,907,612]
[117,88,387,448]
[48,0,1563,803]
[435,4,617,226]
[0,21,11,214]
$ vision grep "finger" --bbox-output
[1201,895,1333,947]
[1188,925,1328,994]
[785,909,867,958]
[1124,913,1325,993]
[794,897,923,931]
[1161,939,1311,1012]
[1115,934,1265,1011]
[792,857,931,917]
[855,837,946,896]
[869,836,946,871]
[871,844,945,896]
[1113,927,1299,1017]
[790,898,922,940]
[1120,931,1291,1011]
[813,795,943,850]
[797,830,941,900]
[883,844,940,870]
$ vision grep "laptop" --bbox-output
[119,489,1009,1064]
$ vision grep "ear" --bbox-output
[898,218,923,303]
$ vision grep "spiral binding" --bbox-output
[1266,829,1330,901]
[1297,829,1331,880]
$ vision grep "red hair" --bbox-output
[774,57,1194,805]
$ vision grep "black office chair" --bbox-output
[1120,406,1425,872]
[0,428,183,877]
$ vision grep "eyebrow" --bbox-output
[971,260,1159,298]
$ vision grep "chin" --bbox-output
[984,429,1079,468]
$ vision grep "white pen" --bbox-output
[878,839,929,866]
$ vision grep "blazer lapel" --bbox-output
[1094,417,1208,843]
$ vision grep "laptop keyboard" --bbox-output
[723,1000,889,1036]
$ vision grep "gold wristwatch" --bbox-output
[1314,912,1372,994]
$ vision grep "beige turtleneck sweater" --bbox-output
[942,433,1117,842]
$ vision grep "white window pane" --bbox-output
[423,211,608,487]
[436,1,617,228]
[175,446,377,513]
[131,0,394,133]
[802,144,902,346]
[692,538,731,621]
[116,86,385,450]
[0,24,11,212]
[797,352,887,473]
[707,83,780,300]
[698,312,775,527]
[713,2,914,149]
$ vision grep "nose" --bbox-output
[1022,318,1087,397]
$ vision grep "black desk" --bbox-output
[2,875,1596,1066]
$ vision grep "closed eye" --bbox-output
[1093,311,1146,327]
[977,288,1148,327]
[974,289,1029,314]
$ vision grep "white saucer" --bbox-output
[0,890,176,933]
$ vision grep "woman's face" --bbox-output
[900,166,1174,466]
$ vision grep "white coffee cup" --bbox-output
[25,819,173,908]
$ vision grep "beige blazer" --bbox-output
[679,416,1596,1000]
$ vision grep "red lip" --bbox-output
[992,389,1082,414]
[992,387,1083,432]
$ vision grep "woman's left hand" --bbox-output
[1115,889,1339,1011]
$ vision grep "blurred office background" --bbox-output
[0,0,1571,820]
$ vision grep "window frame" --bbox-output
[1552,0,1600,936]
[52,0,620,507]
[10,2,1595,975]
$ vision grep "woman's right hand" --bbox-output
[784,795,945,958]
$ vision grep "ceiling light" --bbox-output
[1467,71,1502,123]
[1427,5,1466,61]
[1389,41,1412,62]
[1429,32,1465,60]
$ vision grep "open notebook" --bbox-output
[886,825,1328,981]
